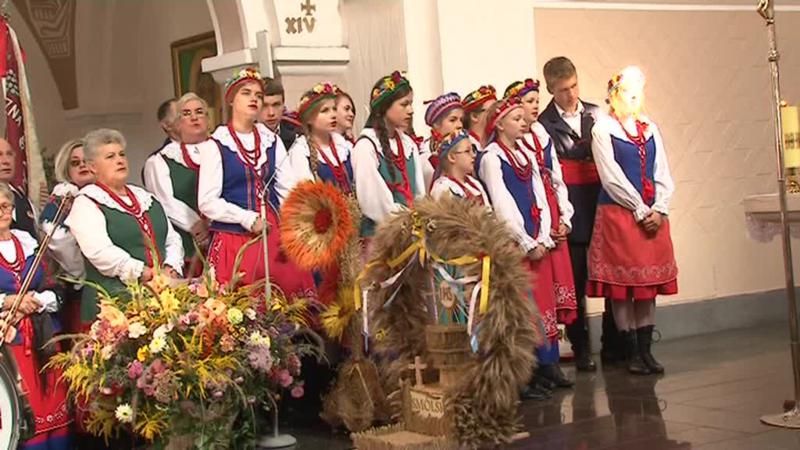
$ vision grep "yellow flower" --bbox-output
[385,80,395,91]
[137,346,149,362]
[159,290,179,315]
[227,308,243,325]
[98,303,128,330]
[149,273,170,294]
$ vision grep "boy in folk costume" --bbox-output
[507,79,578,388]
[589,66,677,375]
[352,71,426,239]
[477,97,559,400]
[429,129,489,206]
[419,92,465,190]
[198,67,316,299]
[539,57,620,371]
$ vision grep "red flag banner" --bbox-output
[0,17,26,192]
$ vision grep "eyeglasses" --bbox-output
[452,148,477,156]
[69,159,86,167]
[181,109,207,118]
[0,204,13,214]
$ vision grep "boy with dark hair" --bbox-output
[258,77,300,149]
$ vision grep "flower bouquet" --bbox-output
[47,264,315,449]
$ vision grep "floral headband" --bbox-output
[370,71,410,109]
[485,96,522,138]
[423,92,462,127]
[462,85,497,113]
[607,66,645,96]
[504,78,540,100]
[282,109,302,128]
[438,129,470,159]
[298,82,341,121]
[224,67,264,102]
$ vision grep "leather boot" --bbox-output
[541,364,574,388]
[622,330,650,375]
[637,325,664,374]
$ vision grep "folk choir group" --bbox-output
[2,56,677,449]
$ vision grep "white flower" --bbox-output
[101,345,114,360]
[244,308,256,321]
[249,331,271,348]
[227,308,243,325]
[128,322,147,339]
[115,404,133,423]
[149,336,167,354]
[153,322,174,339]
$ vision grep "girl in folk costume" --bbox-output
[589,66,677,375]
[508,79,578,388]
[40,139,93,335]
[429,129,489,207]
[419,92,464,190]
[290,82,354,192]
[352,71,426,239]
[143,93,212,276]
[462,85,498,154]
[478,97,560,400]
[335,89,357,145]
[0,183,73,449]
[199,68,316,298]
[66,129,185,326]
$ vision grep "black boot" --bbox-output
[540,364,574,388]
[622,330,650,375]
[600,302,625,365]
[638,325,664,374]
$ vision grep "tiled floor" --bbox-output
[285,323,800,449]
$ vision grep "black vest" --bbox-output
[12,187,36,236]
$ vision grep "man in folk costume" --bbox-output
[589,66,677,374]
[199,68,315,299]
[144,93,212,275]
[258,78,301,150]
[508,78,578,388]
[539,57,622,370]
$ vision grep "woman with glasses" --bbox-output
[40,138,94,335]
[144,92,213,275]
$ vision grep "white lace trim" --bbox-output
[160,140,213,167]
[6,229,38,258]
[51,182,79,198]
[211,122,277,169]
[78,184,154,213]
[290,133,351,166]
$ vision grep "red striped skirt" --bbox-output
[587,204,678,301]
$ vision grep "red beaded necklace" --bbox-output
[446,175,483,203]
[226,123,262,170]
[180,143,201,172]
[495,140,541,225]
[0,234,25,287]
[613,114,655,204]
[314,136,352,194]
[385,135,414,206]
[95,183,162,267]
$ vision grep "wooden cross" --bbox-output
[300,0,316,16]
[408,356,427,386]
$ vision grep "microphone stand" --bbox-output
[756,0,800,429]
[255,187,296,449]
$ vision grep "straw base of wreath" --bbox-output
[351,423,459,450]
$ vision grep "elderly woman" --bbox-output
[65,129,184,327]
[144,92,212,274]
[40,139,94,334]
[0,182,73,449]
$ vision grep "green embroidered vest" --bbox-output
[163,155,200,257]
[360,145,419,237]
[81,198,170,323]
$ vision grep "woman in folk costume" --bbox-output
[352,71,426,239]
[143,93,213,276]
[418,92,464,190]
[589,66,677,375]
[199,68,316,299]
[477,97,559,400]
[429,129,489,207]
[507,79,578,388]
[39,139,93,335]
[66,129,184,326]
[0,183,73,449]
[462,85,498,154]
[335,89,357,145]
[290,82,354,192]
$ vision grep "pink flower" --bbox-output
[276,369,293,388]
[290,385,304,398]
[220,334,236,353]
[287,354,301,375]
[128,361,144,380]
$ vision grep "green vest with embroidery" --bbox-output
[163,155,199,257]
[360,145,419,237]
[81,198,170,323]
